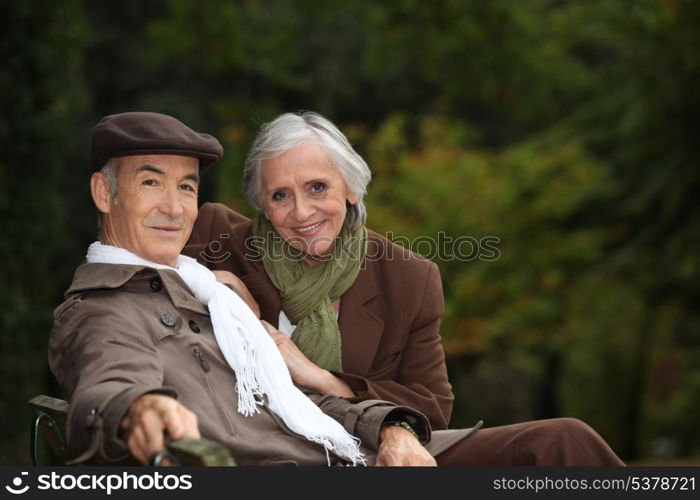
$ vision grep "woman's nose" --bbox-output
[292,196,314,221]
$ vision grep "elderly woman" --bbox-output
[185,111,453,429]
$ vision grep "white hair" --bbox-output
[96,158,120,235]
[100,157,120,199]
[243,111,372,229]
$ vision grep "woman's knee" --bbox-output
[552,417,595,437]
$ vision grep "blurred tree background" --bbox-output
[1,0,698,464]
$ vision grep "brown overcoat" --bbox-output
[184,203,455,429]
[49,263,473,466]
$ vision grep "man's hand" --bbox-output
[375,425,437,466]
[120,394,200,465]
[213,270,261,317]
[261,321,355,398]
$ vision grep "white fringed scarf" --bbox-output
[86,242,365,465]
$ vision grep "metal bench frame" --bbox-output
[29,395,235,466]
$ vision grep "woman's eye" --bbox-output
[311,182,326,193]
[272,191,286,201]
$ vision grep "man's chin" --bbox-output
[144,246,185,267]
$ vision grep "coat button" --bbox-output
[188,320,201,333]
[160,313,176,327]
[149,278,163,292]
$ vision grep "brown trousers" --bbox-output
[435,418,624,466]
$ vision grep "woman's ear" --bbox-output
[90,172,113,214]
[347,192,359,205]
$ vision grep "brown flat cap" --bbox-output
[91,111,223,171]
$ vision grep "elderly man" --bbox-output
[49,112,623,467]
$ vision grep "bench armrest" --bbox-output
[29,395,236,466]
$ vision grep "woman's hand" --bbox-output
[212,270,261,317]
[261,320,355,398]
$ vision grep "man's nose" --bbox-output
[159,187,185,217]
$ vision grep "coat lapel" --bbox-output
[338,261,384,376]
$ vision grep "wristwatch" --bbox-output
[383,415,420,440]
[390,420,419,440]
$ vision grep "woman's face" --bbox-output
[260,141,358,262]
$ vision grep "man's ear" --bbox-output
[91,172,113,214]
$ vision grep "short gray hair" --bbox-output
[243,111,372,229]
[100,157,120,200]
[96,157,120,235]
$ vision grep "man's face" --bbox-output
[97,154,199,266]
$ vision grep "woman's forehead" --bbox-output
[261,143,340,185]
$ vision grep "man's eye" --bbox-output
[311,182,326,193]
[142,179,158,186]
[180,183,197,192]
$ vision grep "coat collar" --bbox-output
[67,262,208,315]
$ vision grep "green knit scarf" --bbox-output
[253,215,367,371]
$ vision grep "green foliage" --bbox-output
[0,0,88,463]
